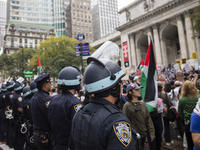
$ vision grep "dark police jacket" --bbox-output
[0,92,6,110]
[5,91,14,107]
[68,97,137,150]
[48,90,83,147]
[30,90,51,132]
[12,92,23,120]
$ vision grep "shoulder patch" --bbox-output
[18,97,22,102]
[3,95,5,98]
[74,104,83,112]
[113,121,132,147]
[9,94,13,99]
[45,101,51,108]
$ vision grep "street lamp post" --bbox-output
[19,46,24,78]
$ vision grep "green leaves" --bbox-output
[0,35,95,80]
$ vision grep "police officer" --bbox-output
[48,66,83,150]
[0,85,6,142]
[68,43,137,149]
[12,79,25,150]
[5,79,15,148]
[23,85,36,150]
[30,73,52,150]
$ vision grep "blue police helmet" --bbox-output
[23,86,32,98]
[14,82,24,91]
[57,66,81,86]
[1,84,7,92]
[6,81,15,90]
[83,58,125,94]
[30,81,38,93]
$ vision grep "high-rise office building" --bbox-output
[91,0,119,41]
[70,0,93,42]
[8,0,71,37]
[0,0,7,48]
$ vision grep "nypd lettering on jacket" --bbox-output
[113,121,132,147]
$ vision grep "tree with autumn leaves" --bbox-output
[0,35,95,80]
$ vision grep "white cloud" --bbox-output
[117,0,136,11]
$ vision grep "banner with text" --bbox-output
[122,42,129,67]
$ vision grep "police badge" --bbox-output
[113,121,132,147]
[74,104,83,112]
[45,101,50,108]
[9,94,13,99]
[18,97,22,102]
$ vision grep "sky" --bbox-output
[118,0,135,10]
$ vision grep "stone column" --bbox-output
[160,38,168,66]
[184,11,196,59]
[136,46,141,66]
[176,15,188,59]
[152,25,163,65]
[129,34,137,67]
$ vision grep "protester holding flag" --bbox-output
[122,83,155,150]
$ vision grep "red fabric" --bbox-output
[37,57,41,67]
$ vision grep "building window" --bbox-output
[11,38,14,42]
[30,39,33,44]
[30,45,32,48]
[25,33,27,36]
[45,35,47,38]
[30,33,32,36]
[20,39,22,43]
[35,33,37,37]
[25,39,27,43]
[35,40,37,44]
[20,32,22,36]
[40,34,42,38]
[25,45,27,48]
[11,31,14,35]
[11,43,14,47]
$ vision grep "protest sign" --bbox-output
[175,60,181,67]
[185,62,192,73]
[158,74,166,82]
[192,52,198,59]
[174,64,181,73]
[182,58,186,64]
[136,69,142,77]
[157,65,162,74]
[176,72,184,82]
[195,62,198,70]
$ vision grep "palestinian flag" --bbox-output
[140,40,158,112]
[139,60,144,70]
[37,57,43,76]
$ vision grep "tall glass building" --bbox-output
[0,0,7,48]
[8,0,71,36]
[91,0,119,41]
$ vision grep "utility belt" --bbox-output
[33,130,51,145]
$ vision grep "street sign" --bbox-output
[77,34,85,42]
[24,71,33,78]
[75,43,90,56]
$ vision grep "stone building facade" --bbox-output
[70,0,93,42]
[4,21,55,54]
[91,0,200,69]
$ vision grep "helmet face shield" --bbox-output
[84,41,125,94]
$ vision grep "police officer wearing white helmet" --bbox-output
[68,41,137,150]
